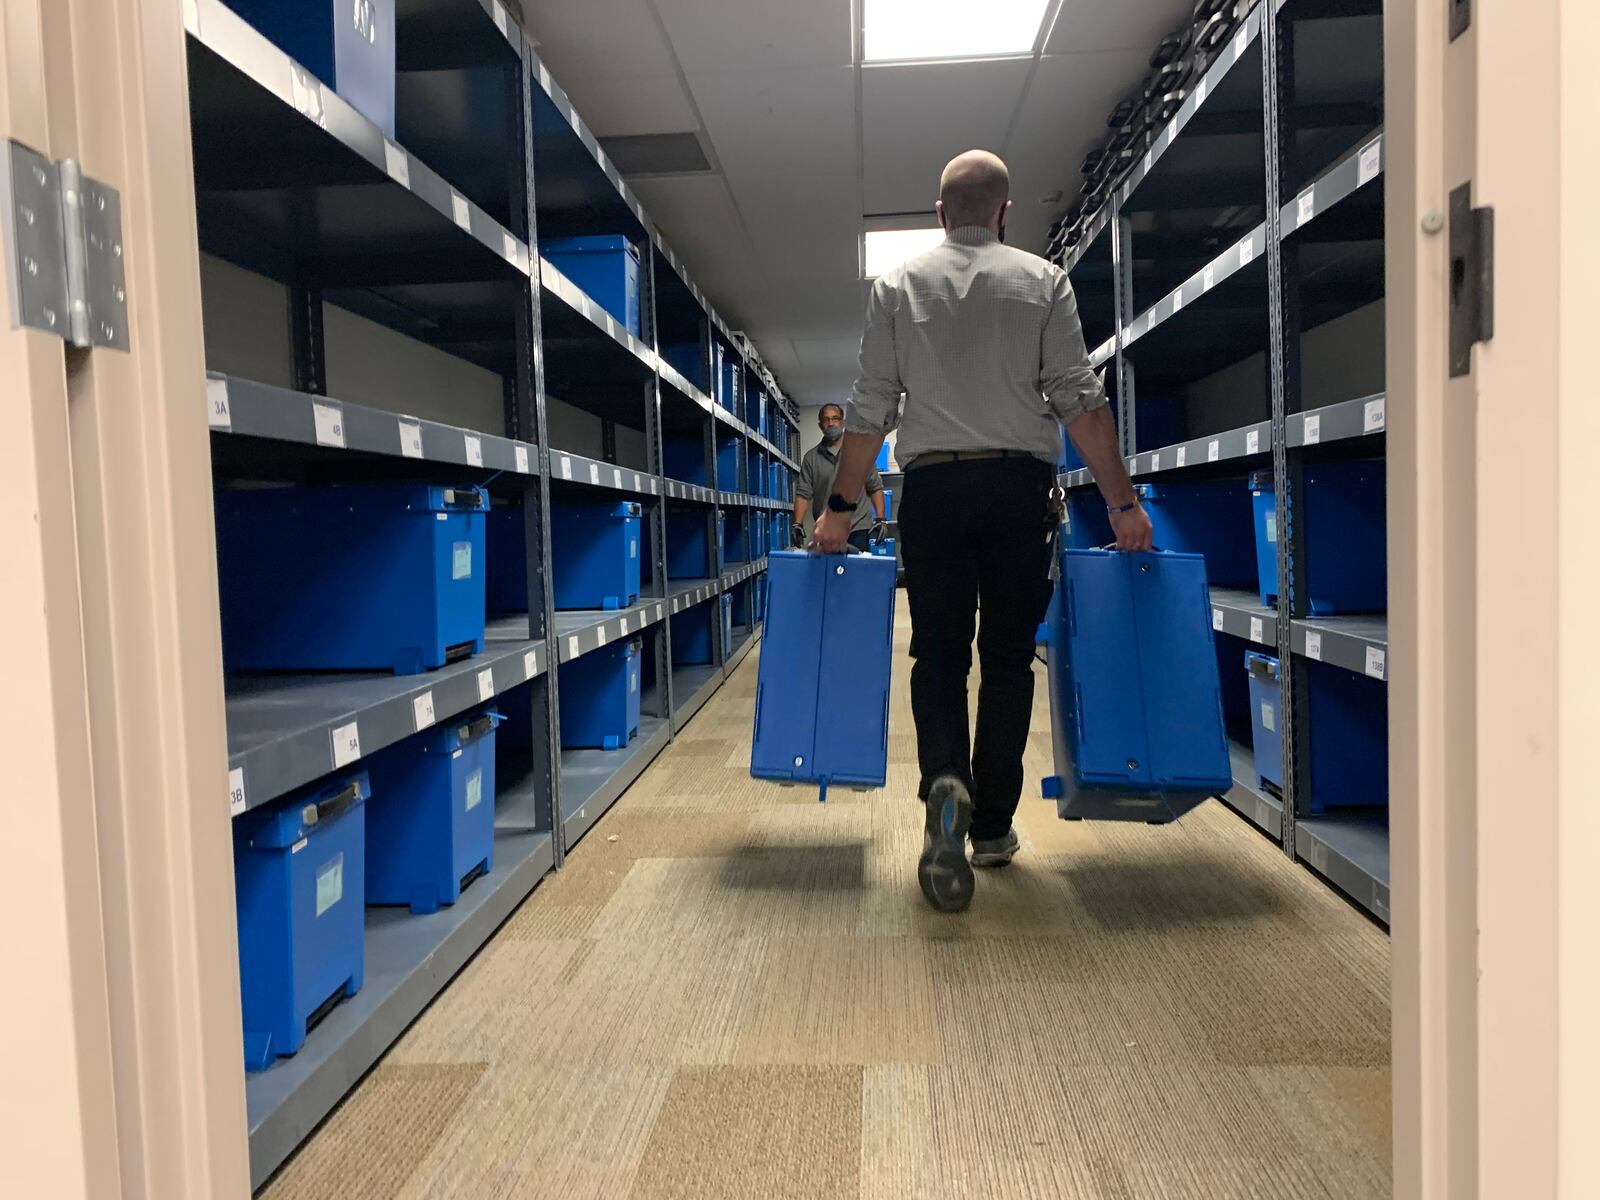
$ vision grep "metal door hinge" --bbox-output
[2,139,129,351]
[1448,182,1492,378]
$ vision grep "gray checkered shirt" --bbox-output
[846,226,1108,468]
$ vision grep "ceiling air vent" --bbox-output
[596,133,713,177]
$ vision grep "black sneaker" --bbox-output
[918,775,975,912]
[970,827,1021,868]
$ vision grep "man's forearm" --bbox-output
[1066,406,1136,508]
[871,490,885,521]
[794,497,810,527]
[825,432,885,510]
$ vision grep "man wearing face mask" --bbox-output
[792,402,887,553]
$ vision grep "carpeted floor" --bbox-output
[263,607,1392,1199]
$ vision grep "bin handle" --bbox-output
[455,713,499,745]
[309,781,362,827]
[1247,657,1280,680]
[442,486,486,509]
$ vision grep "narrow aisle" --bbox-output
[264,607,1391,1200]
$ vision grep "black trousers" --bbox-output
[898,457,1055,840]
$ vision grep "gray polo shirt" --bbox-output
[796,442,883,533]
[846,226,1108,468]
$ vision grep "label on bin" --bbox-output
[1364,397,1386,433]
[1261,702,1276,733]
[630,537,638,559]
[1358,140,1382,187]
[465,768,484,812]
[228,767,246,817]
[1249,616,1265,644]
[313,402,345,449]
[515,445,530,474]
[383,141,410,189]
[315,853,344,917]
[206,378,231,429]
[1305,630,1323,661]
[452,542,473,580]
[477,669,495,701]
[1208,440,1220,462]
[464,434,483,467]
[1212,608,1224,631]
[1365,646,1387,680]
[1246,429,1260,454]
[1304,414,1321,445]
[1265,511,1277,543]
[399,419,424,458]
[412,691,436,730]
[331,722,361,769]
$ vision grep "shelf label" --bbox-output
[1249,616,1265,644]
[1364,397,1386,433]
[1365,646,1387,681]
[502,232,519,266]
[412,691,436,730]
[613,468,623,488]
[595,624,608,646]
[477,668,495,701]
[566,636,579,659]
[524,648,539,679]
[1195,78,1208,107]
[1234,27,1248,60]
[515,445,531,474]
[383,141,410,188]
[1143,149,1152,174]
[1150,451,1160,472]
[1239,236,1254,268]
[1171,289,1182,314]
[1212,608,1224,631]
[491,0,509,35]
[331,721,361,769]
[451,191,471,232]
[206,378,232,430]
[463,433,483,468]
[1305,630,1323,661]
[399,418,424,458]
[289,65,326,128]
[1246,429,1261,454]
[588,463,599,485]
[1297,191,1315,226]
[228,767,246,817]
[1303,413,1321,445]
[1208,440,1220,462]
[1202,265,1215,291]
[631,472,642,490]
[559,456,572,479]
[313,401,345,448]
[1175,445,1187,468]
[1358,140,1382,187]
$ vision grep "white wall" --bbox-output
[797,402,903,470]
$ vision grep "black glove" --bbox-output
[791,523,805,548]
[869,521,889,545]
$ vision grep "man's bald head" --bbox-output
[938,150,1011,232]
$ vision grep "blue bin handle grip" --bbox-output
[306,780,362,827]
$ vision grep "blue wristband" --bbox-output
[1107,500,1138,515]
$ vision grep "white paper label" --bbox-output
[331,722,361,769]
[630,537,638,560]
[1203,265,1215,291]
[206,378,232,429]
[515,445,530,473]
[1297,192,1315,225]
[1172,289,1183,314]
[399,418,424,458]
[1305,630,1323,661]
[1176,446,1187,467]
[502,232,518,265]
[383,141,410,188]
[587,463,599,485]
[567,636,579,658]
[1195,78,1208,107]
[1208,440,1220,462]
[477,668,495,701]
[491,0,508,35]
[1246,429,1261,454]
[465,768,484,812]
[315,853,344,917]
[612,468,623,488]
[1265,511,1278,544]
[1240,237,1254,268]
[1213,608,1224,631]
[524,649,538,679]
[462,434,483,468]
[632,473,641,490]
[1234,27,1248,59]
[313,402,345,448]
[228,767,246,817]
[1358,140,1382,186]
[452,541,472,580]
[1143,150,1152,174]
[1260,702,1276,733]
[412,691,436,730]
[1304,414,1322,445]
[290,66,325,126]
[1364,397,1386,433]
[1150,452,1160,472]
[1250,616,1265,644]
[560,456,572,479]
[1365,646,1387,680]
[451,191,471,231]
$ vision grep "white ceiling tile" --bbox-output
[656,0,853,71]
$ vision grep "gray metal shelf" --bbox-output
[539,257,658,369]
[550,602,667,664]
[725,628,758,674]
[670,664,723,729]
[1291,614,1387,682]
[225,638,547,818]
[1222,740,1284,841]
[559,717,672,847]
[1296,810,1390,925]
[244,826,554,1189]
[1209,587,1278,649]
[1280,132,1385,242]
[1287,393,1387,447]
[549,450,663,501]
[206,374,538,476]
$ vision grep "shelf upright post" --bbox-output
[643,254,676,723]
[516,46,564,864]
[1112,208,1137,457]
[1262,0,1300,855]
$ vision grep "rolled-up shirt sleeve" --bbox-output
[1041,268,1108,423]
[847,276,903,435]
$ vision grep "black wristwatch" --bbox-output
[826,493,854,514]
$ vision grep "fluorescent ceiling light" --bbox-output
[863,0,1051,63]
[863,227,946,278]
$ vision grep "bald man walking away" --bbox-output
[813,150,1152,913]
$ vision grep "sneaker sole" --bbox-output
[918,778,975,913]
[970,848,1017,869]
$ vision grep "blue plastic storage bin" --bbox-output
[1245,651,1283,793]
[671,603,717,665]
[720,593,734,654]
[228,0,395,135]
[874,443,891,471]
[365,709,499,914]
[751,551,897,797]
[559,639,641,750]
[711,341,725,410]
[1135,480,1257,587]
[881,489,893,521]
[1056,424,1085,473]
[667,509,722,579]
[234,771,368,1071]
[1063,491,1114,550]
[662,342,706,391]
[723,512,748,565]
[717,434,741,492]
[748,388,768,437]
[870,537,896,559]
[664,434,710,486]
[1043,548,1232,822]
[488,501,642,612]
[1250,460,1386,614]
[216,483,487,675]
[1036,581,1060,645]
[1305,659,1388,811]
[721,356,740,414]
[543,235,641,338]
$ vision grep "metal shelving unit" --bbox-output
[1053,0,1388,923]
[185,0,793,1183]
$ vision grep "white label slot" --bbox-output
[412,691,436,730]
[1297,192,1315,226]
[312,402,345,449]
[451,192,471,231]
[1304,414,1322,445]
[1246,430,1260,454]
[1358,140,1382,186]
[331,722,361,769]
[1364,397,1387,433]
[1249,616,1265,645]
[1202,265,1215,290]
[477,669,495,701]
[1305,631,1323,661]
[1212,608,1224,631]
[524,649,539,679]
[1176,446,1187,467]
[1208,440,1220,462]
[399,419,424,459]
[383,141,410,188]
[1239,236,1254,268]
[559,456,571,479]
[228,767,246,817]
[514,445,530,474]
[206,378,232,429]
[464,434,483,467]
[1365,646,1387,681]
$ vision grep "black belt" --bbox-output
[906,449,1034,470]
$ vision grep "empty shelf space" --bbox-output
[1296,809,1390,925]
[1209,588,1278,649]
[558,716,672,847]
